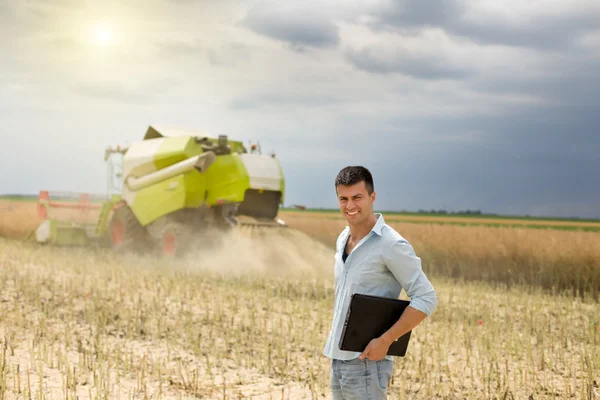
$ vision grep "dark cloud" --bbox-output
[370,0,600,50]
[339,2,599,217]
[266,71,600,216]
[375,0,463,30]
[345,47,475,79]
[472,53,600,108]
[242,4,339,48]
[343,102,600,217]
[451,16,599,50]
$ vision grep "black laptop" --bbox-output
[339,293,413,357]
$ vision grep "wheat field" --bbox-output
[286,211,600,230]
[0,201,599,399]
[4,200,600,300]
[281,212,600,300]
[0,230,598,399]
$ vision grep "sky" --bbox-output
[1,0,599,218]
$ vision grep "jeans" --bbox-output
[330,357,394,400]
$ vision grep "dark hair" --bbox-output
[335,166,374,194]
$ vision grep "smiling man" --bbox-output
[324,166,438,400]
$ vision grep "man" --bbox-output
[323,166,438,399]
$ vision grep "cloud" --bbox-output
[374,0,463,29]
[22,0,84,16]
[470,48,600,109]
[328,102,600,217]
[153,38,204,58]
[71,80,175,104]
[242,3,339,49]
[229,92,342,110]
[341,26,476,79]
[346,47,474,79]
[153,39,250,67]
[206,44,250,67]
[369,0,600,50]
[41,35,84,51]
[23,0,83,8]
[23,0,86,8]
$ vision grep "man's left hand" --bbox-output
[358,337,392,361]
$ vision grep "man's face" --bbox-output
[336,181,376,225]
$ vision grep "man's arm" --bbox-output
[359,239,438,361]
[359,306,426,360]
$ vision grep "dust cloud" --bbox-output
[0,197,340,281]
[178,227,336,280]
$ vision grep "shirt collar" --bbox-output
[372,213,385,236]
[345,213,385,237]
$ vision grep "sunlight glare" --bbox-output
[92,24,113,46]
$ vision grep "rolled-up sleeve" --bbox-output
[383,240,438,316]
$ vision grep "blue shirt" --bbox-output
[323,213,438,360]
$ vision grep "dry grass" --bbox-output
[0,201,40,240]
[1,199,599,398]
[284,211,600,229]
[0,234,598,399]
[281,212,600,300]
[3,201,599,298]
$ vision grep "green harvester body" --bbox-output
[34,126,286,254]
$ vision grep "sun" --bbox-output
[92,24,113,46]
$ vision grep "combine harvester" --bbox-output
[35,126,286,256]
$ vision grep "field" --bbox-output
[283,209,600,232]
[280,211,600,300]
[0,199,599,399]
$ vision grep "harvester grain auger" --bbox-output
[34,126,287,256]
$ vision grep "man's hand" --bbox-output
[359,306,427,361]
[358,337,393,361]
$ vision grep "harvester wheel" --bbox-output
[159,221,191,257]
[108,205,149,252]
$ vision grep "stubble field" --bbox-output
[0,200,599,399]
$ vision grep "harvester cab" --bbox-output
[34,125,287,256]
[104,144,128,198]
